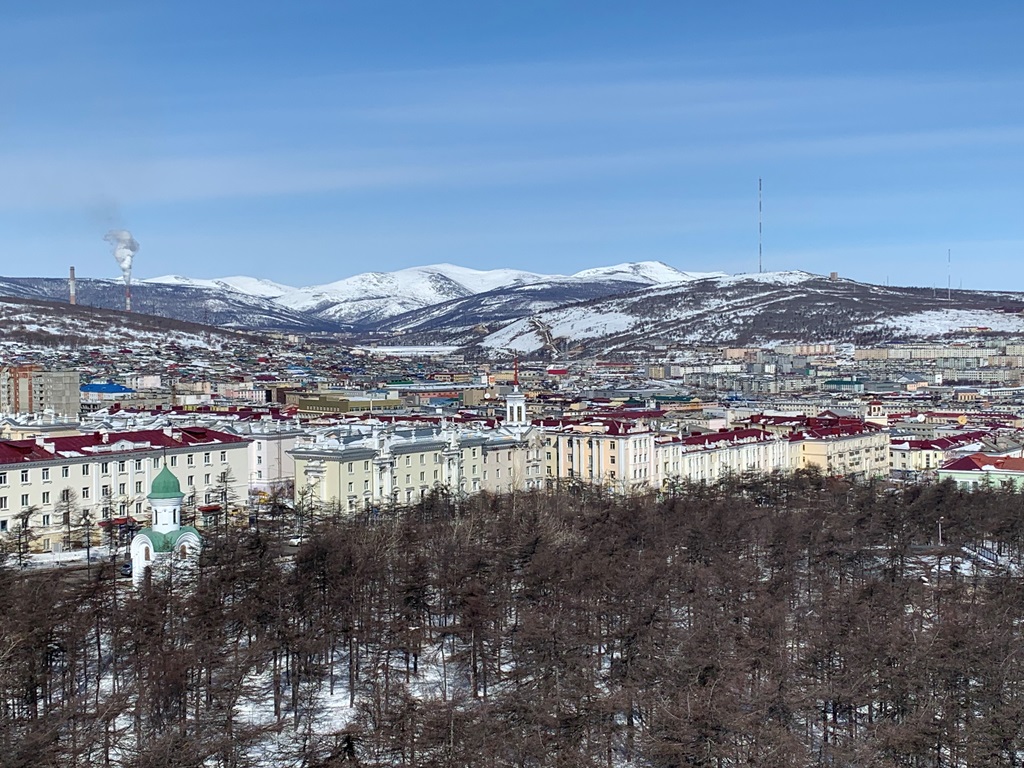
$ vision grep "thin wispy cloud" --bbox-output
[1,2,1023,286]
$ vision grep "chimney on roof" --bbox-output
[69,266,77,305]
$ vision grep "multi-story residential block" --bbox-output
[1,365,80,416]
[221,419,304,500]
[291,424,543,513]
[889,432,988,478]
[543,421,658,493]
[0,427,249,551]
[939,453,1024,490]
[291,390,544,512]
[656,429,794,487]
[791,423,889,480]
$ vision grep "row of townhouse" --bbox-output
[0,427,249,551]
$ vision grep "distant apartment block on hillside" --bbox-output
[0,365,80,417]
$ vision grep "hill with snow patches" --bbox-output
[3,262,1024,354]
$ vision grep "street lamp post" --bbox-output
[938,516,945,548]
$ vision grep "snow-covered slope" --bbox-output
[144,275,294,299]
[16,263,1024,351]
[569,261,726,284]
[270,261,707,326]
[469,272,1024,354]
[274,264,544,324]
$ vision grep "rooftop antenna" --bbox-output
[758,177,763,273]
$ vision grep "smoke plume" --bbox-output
[104,229,139,285]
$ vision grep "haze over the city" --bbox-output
[2,1,1022,289]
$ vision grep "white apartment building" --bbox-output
[656,428,795,487]
[0,427,250,551]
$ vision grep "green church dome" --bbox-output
[149,465,183,499]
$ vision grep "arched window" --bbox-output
[143,547,151,562]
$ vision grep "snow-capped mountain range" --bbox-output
[2,261,1024,354]
[142,262,724,326]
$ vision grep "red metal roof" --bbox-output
[0,428,248,467]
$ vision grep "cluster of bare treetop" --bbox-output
[2,470,1024,768]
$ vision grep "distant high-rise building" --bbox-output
[0,365,81,416]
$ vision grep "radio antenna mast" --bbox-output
[947,249,951,301]
[758,178,763,273]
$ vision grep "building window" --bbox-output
[62,466,70,478]
[170,455,178,467]
[42,491,50,505]
[187,454,195,466]
[257,456,263,465]
[20,494,29,507]
[135,482,142,494]
[118,483,126,495]
[204,474,211,485]
[41,514,50,526]
[118,461,125,473]
[41,468,49,481]
[187,476,194,487]
[153,458,160,469]
[81,488,90,499]
[0,520,5,531]
[204,453,211,465]
[0,472,6,486]
[82,464,90,476]
[101,462,110,474]
[20,470,29,483]
[220,451,227,462]
[134,460,142,471]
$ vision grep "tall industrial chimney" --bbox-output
[125,284,132,312]
[69,267,77,305]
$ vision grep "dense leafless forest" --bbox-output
[3,473,1024,767]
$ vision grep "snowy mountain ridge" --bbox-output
[144,261,719,327]
[6,264,1024,353]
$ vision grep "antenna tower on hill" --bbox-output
[758,178,763,274]
[947,249,951,302]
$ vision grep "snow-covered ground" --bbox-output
[872,309,1024,336]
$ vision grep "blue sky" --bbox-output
[2,1,1022,289]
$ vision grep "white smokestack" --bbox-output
[104,229,138,312]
